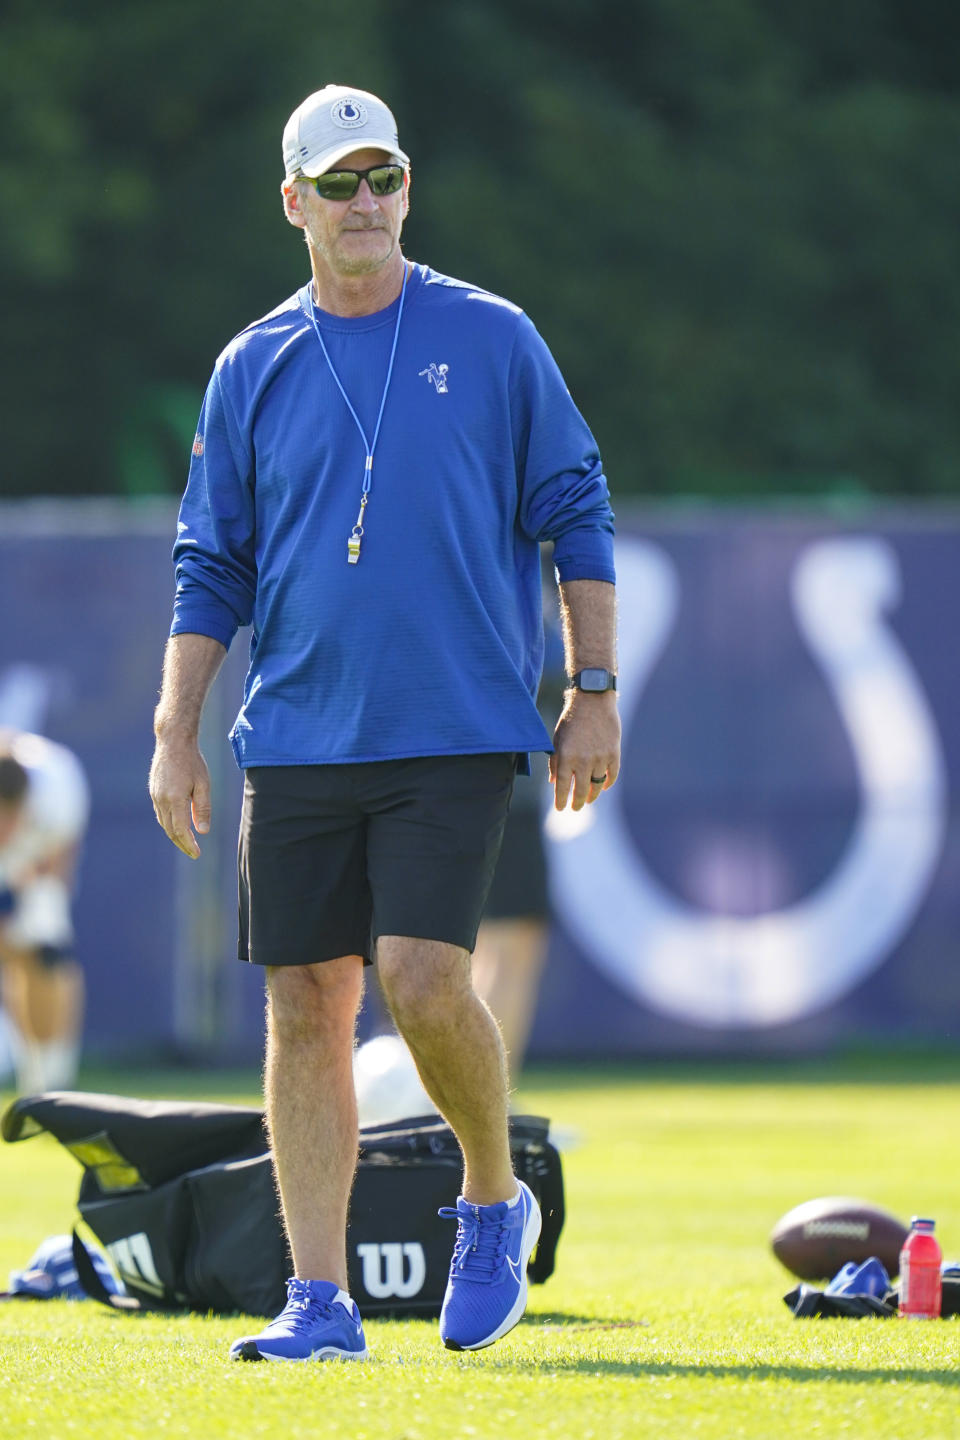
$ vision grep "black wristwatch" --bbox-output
[569,668,618,693]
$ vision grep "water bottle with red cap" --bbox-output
[898,1217,942,1319]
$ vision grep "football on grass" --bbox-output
[770,1196,909,1281]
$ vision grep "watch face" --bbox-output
[578,668,614,691]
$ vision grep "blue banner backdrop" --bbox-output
[1,501,958,1062]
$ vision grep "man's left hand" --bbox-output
[550,691,621,811]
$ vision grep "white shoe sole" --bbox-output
[231,1341,368,1362]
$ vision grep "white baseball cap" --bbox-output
[282,85,409,178]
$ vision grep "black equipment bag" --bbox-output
[1,1091,564,1318]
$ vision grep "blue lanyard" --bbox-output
[306,265,409,564]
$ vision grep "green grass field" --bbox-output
[1,1058,958,1439]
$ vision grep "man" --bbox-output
[149,84,619,1362]
[0,729,90,1094]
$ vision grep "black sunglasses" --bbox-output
[302,164,405,202]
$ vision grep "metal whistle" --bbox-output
[347,492,367,564]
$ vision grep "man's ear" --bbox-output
[282,179,307,229]
[402,168,412,218]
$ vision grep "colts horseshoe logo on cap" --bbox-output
[332,98,368,128]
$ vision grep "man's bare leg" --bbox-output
[377,936,516,1205]
[0,943,84,1090]
[265,956,364,1286]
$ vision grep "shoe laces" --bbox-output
[279,1278,338,1327]
[439,1203,512,1282]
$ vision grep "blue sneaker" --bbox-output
[438,1179,541,1350]
[229,1278,367,1362]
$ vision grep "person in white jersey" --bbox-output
[0,730,90,1094]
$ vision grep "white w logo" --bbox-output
[106,1232,165,1297]
[355,1241,427,1299]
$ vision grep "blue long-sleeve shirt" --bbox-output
[171,263,615,767]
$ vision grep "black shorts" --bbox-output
[238,753,517,967]
[483,807,548,921]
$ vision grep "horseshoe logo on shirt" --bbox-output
[546,536,947,1027]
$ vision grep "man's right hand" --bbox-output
[148,734,212,859]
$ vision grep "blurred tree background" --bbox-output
[1,0,958,502]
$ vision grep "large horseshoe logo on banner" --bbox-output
[547,536,947,1027]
